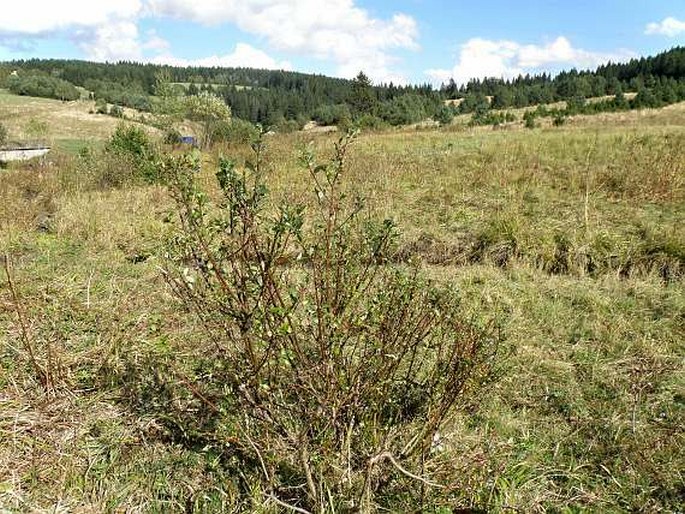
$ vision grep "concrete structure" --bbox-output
[0,146,50,162]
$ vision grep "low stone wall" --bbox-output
[0,147,51,162]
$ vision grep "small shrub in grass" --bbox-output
[95,98,108,115]
[69,146,133,190]
[160,130,500,511]
[553,113,567,127]
[109,104,124,118]
[355,114,388,130]
[163,127,183,145]
[104,124,160,184]
[0,123,7,145]
[65,124,162,190]
[210,118,260,145]
[25,118,48,140]
[470,216,522,268]
[469,110,515,127]
[274,117,303,133]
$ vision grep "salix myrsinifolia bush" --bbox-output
[161,130,500,512]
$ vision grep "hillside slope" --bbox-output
[0,89,157,148]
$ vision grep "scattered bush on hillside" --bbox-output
[272,116,305,133]
[210,118,259,145]
[7,73,80,101]
[355,113,388,130]
[457,93,491,114]
[377,94,441,126]
[109,105,124,118]
[184,91,233,147]
[524,111,537,129]
[435,105,456,126]
[470,109,516,127]
[0,123,7,146]
[312,103,352,128]
[520,82,685,125]
[69,125,161,189]
[163,128,183,145]
[156,131,500,511]
[88,124,161,186]
[86,79,152,112]
[94,98,108,115]
[553,113,567,127]
[565,95,587,114]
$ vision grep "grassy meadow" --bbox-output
[1,93,684,512]
[0,89,157,148]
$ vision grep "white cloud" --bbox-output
[152,43,292,70]
[426,36,634,85]
[77,21,143,62]
[144,0,418,82]
[645,17,685,37]
[0,0,147,62]
[71,23,171,63]
[0,0,142,35]
[0,0,415,81]
[143,30,171,52]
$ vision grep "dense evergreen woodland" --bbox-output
[2,46,685,128]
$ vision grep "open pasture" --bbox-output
[1,100,683,512]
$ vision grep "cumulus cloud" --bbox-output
[426,38,521,86]
[645,17,685,37]
[145,0,418,82]
[70,23,172,62]
[75,21,143,62]
[0,0,146,62]
[426,36,634,85]
[0,0,142,35]
[151,43,292,70]
[0,0,416,82]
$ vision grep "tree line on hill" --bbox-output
[1,46,685,128]
[444,47,685,115]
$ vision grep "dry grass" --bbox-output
[1,97,683,512]
[0,89,158,146]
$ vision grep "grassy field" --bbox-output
[0,89,158,150]
[1,93,684,512]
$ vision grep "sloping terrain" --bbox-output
[0,89,158,149]
[0,93,683,512]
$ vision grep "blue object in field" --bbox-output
[181,136,197,146]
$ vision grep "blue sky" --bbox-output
[0,1,684,85]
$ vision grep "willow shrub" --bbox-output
[160,131,500,512]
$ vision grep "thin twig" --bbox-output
[242,422,271,483]
[174,371,220,414]
[370,452,444,489]
[265,493,313,514]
